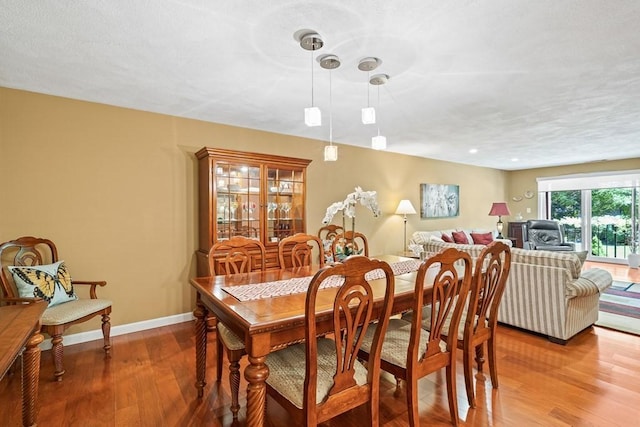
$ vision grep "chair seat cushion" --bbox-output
[361,318,445,368]
[217,322,245,350]
[266,337,368,409]
[42,298,111,325]
[9,261,78,307]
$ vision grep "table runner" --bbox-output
[221,259,423,302]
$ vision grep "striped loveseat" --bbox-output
[412,233,613,344]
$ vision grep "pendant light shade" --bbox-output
[362,107,376,124]
[372,134,387,150]
[324,144,338,161]
[304,107,321,126]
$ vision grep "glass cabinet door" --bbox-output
[266,166,305,242]
[215,162,261,241]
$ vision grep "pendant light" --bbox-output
[298,32,323,127]
[370,73,389,150]
[358,57,381,124]
[319,54,341,161]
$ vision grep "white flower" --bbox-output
[322,186,380,223]
[322,201,346,224]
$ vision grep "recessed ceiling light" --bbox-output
[511,158,519,162]
[469,148,478,154]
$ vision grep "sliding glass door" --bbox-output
[544,186,639,264]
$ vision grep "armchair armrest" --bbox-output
[72,280,107,299]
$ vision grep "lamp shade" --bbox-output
[395,199,417,215]
[488,202,511,217]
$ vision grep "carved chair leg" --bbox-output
[51,334,65,382]
[394,376,403,398]
[102,313,112,356]
[229,358,241,419]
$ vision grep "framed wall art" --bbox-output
[420,183,459,219]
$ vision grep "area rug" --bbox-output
[596,280,640,336]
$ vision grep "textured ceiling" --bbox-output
[2,1,640,170]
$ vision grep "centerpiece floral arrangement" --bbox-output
[322,186,381,259]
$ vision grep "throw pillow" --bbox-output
[471,232,494,245]
[568,250,589,268]
[452,230,469,244]
[8,261,77,307]
[441,233,454,243]
[429,235,444,242]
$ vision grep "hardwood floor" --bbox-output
[2,263,640,426]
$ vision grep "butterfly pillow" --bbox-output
[8,260,78,307]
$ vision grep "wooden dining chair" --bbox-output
[331,231,369,260]
[317,224,344,264]
[358,247,472,426]
[422,241,512,408]
[277,233,325,269]
[265,255,395,426]
[0,236,112,382]
[207,236,266,419]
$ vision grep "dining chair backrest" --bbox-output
[208,236,266,276]
[317,224,344,241]
[467,241,512,339]
[277,233,325,269]
[317,225,344,264]
[304,255,395,424]
[331,231,369,260]
[409,247,472,368]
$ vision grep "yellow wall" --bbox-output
[1,87,510,333]
[508,159,640,221]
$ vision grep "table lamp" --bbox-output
[395,199,417,251]
[488,202,511,239]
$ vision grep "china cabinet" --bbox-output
[196,147,311,274]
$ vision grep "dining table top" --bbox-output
[190,254,432,338]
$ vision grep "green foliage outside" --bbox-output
[550,188,639,256]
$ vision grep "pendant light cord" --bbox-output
[310,51,315,107]
[329,69,333,145]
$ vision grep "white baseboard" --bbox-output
[39,312,195,351]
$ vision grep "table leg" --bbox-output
[22,330,44,427]
[194,295,208,398]
[245,353,269,427]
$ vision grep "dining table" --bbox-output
[190,254,435,427]
[0,300,47,427]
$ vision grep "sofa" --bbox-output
[409,228,513,250]
[412,232,613,344]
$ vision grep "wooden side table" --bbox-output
[0,301,47,427]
